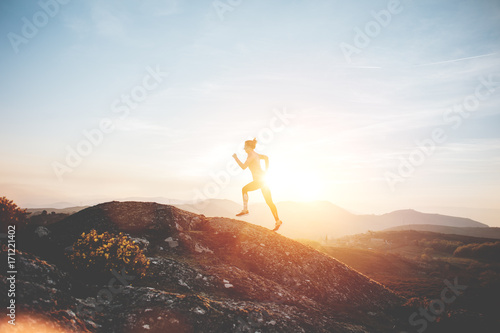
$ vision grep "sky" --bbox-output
[1,0,499,225]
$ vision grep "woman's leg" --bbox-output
[261,185,279,221]
[240,181,261,212]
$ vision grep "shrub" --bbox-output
[453,242,500,262]
[67,229,150,279]
[423,247,434,256]
[420,253,431,261]
[479,270,500,289]
[419,238,462,254]
[0,197,29,232]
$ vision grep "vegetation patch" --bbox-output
[67,229,150,280]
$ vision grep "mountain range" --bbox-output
[27,198,499,229]
[27,199,490,240]
[384,224,500,240]
[175,199,489,239]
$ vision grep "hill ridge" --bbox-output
[8,200,407,332]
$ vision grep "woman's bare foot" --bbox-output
[236,210,249,216]
[272,220,282,231]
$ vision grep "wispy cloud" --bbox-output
[115,118,178,137]
[1,0,499,214]
[412,53,498,68]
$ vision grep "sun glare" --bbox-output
[265,168,323,201]
[0,313,71,333]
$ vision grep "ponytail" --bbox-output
[245,138,257,149]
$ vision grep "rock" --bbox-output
[164,237,178,248]
[194,242,213,253]
[131,237,150,251]
[35,226,50,237]
[64,245,74,255]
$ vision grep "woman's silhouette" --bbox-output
[232,138,282,231]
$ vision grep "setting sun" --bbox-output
[265,168,324,202]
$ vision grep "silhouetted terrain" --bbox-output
[1,201,415,332]
[25,210,70,226]
[177,199,488,239]
[25,200,489,239]
[385,224,500,239]
[27,206,90,216]
[320,230,500,332]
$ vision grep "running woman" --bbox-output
[232,138,283,231]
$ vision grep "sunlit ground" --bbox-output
[0,312,73,333]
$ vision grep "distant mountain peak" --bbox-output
[176,199,488,238]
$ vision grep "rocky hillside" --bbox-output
[1,201,410,332]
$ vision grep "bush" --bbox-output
[453,242,500,262]
[420,253,432,261]
[423,247,434,256]
[67,229,150,279]
[479,270,500,289]
[420,238,462,254]
[0,197,29,232]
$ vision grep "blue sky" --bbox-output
[1,0,499,225]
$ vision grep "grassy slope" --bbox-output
[296,230,500,332]
[322,246,448,299]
